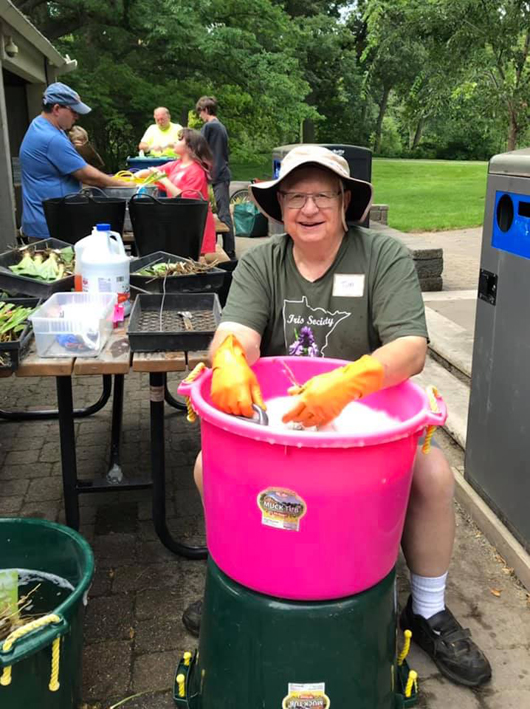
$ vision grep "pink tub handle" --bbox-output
[424,399,447,426]
[177,363,210,422]
[177,380,192,397]
[177,363,210,397]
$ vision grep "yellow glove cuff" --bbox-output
[342,354,385,399]
[212,334,247,369]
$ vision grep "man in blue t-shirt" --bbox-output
[20,82,127,238]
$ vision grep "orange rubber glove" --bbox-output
[210,334,265,418]
[282,355,384,428]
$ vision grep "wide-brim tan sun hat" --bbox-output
[249,144,373,226]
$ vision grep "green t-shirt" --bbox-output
[221,227,428,360]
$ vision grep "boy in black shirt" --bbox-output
[196,96,236,259]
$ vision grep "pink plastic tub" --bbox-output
[178,356,446,600]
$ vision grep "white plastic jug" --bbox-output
[75,223,131,315]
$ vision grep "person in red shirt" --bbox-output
[137,128,217,255]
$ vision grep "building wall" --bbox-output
[1,23,48,84]
[0,13,63,248]
[4,68,29,154]
[0,61,16,246]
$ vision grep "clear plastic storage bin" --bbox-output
[29,292,117,357]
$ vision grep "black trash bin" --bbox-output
[216,260,238,308]
[129,194,208,259]
[43,191,126,244]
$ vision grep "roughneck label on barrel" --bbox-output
[282,683,330,709]
[257,487,307,531]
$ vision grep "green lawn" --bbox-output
[372,159,488,232]
[231,157,272,182]
[231,156,488,232]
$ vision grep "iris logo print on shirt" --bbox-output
[283,296,350,357]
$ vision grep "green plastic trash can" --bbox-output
[0,518,94,708]
[233,201,269,237]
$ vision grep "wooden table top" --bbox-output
[214,216,230,233]
[8,325,209,379]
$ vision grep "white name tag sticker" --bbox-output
[333,274,365,297]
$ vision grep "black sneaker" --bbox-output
[182,599,202,637]
[400,595,492,687]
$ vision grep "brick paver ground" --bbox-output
[1,226,529,709]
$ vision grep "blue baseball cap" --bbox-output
[42,82,92,115]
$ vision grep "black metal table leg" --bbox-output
[0,374,112,421]
[150,371,207,559]
[107,374,124,483]
[164,374,187,411]
[56,376,80,530]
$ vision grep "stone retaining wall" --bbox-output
[369,223,444,291]
[370,204,388,225]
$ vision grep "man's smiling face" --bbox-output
[277,167,350,248]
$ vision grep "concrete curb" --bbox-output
[416,325,530,592]
[453,467,530,592]
[425,307,473,380]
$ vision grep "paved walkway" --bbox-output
[412,226,481,335]
[412,227,482,291]
[2,225,529,709]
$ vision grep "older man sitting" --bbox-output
[182,145,491,690]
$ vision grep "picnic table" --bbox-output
[0,323,209,560]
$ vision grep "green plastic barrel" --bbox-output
[175,559,418,708]
[0,518,94,708]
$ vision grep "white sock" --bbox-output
[411,572,448,619]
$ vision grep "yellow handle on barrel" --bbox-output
[397,629,412,666]
[404,669,418,698]
[183,362,207,422]
[422,385,441,455]
[114,170,136,180]
[1,613,62,691]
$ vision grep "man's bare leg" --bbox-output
[401,447,455,576]
[400,445,491,687]
[194,451,204,500]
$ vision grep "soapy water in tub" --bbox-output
[264,396,401,434]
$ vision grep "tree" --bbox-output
[16,0,318,168]
[360,0,444,154]
[406,0,530,151]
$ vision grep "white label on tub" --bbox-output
[333,274,365,297]
[257,487,307,532]
[283,683,330,709]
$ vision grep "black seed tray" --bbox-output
[0,238,75,297]
[130,251,226,294]
[128,293,221,352]
[0,297,41,371]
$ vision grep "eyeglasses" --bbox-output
[278,191,341,209]
[59,105,78,117]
